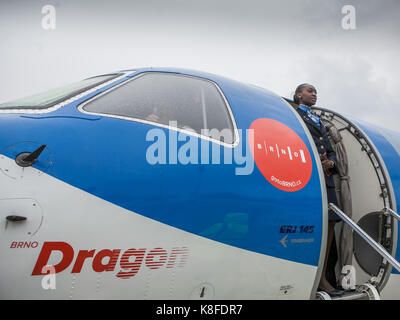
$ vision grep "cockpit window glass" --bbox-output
[0,74,120,109]
[81,73,235,144]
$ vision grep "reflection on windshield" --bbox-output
[0,74,119,109]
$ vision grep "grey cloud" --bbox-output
[292,54,398,129]
[0,0,398,131]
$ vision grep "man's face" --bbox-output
[298,85,317,107]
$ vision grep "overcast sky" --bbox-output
[0,0,399,131]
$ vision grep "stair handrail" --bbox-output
[384,207,400,222]
[329,203,400,273]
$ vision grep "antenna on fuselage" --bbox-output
[15,145,47,167]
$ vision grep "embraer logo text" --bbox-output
[31,242,189,279]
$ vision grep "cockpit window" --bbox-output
[81,72,236,144]
[0,74,120,110]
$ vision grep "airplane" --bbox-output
[0,67,399,300]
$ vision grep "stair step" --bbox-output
[316,283,380,300]
[331,291,368,300]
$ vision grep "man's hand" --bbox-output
[145,107,160,122]
[146,113,160,122]
[320,153,334,176]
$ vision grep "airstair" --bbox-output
[316,203,400,300]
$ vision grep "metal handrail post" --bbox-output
[329,203,400,273]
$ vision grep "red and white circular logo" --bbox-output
[249,119,313,192]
